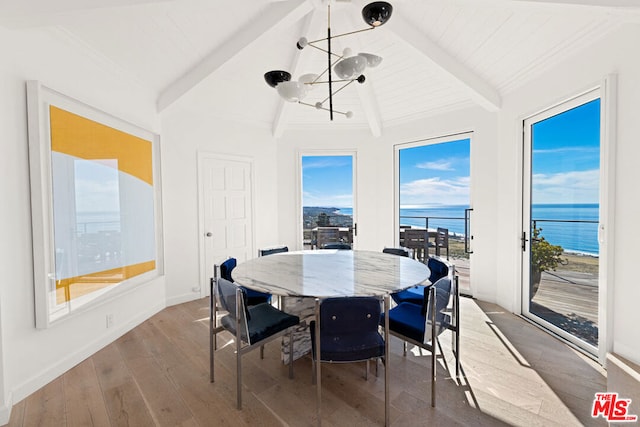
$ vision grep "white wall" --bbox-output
[275,107,500,302]
[0,26,165,423]
[494,23,640,365]
[160,107,281,304]
[275,23,640,368]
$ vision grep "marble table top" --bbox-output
[232,250,431,298]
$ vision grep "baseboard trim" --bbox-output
[10,302,164,406]
[0,393,12,426]
[166,292,201,307]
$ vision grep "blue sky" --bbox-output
[302,98,600,208]
[399,139,470,208]
[532,98,600,204]
[302,155,353,207]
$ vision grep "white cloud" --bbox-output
[400,176,470,206]
[532,169,599,203]
[533,146,599,155]
[416,160,453,171]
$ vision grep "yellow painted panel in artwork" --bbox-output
[49,105,153,185]
[55,260,156,304]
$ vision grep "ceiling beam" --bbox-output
[386,14,502,112]
[158,0,313,112]
[0,0,176,28]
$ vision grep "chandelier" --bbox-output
[264,1,393,120]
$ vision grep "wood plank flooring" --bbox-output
[7,296,607,426]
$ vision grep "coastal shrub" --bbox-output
[530,226,566,296]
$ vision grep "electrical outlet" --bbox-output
[192,286,201,293]
[106,313,114,328]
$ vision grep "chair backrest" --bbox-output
[316,227,341,248]
[427,256,449,283]
[383,247,409,257]
[422,277,452,333]
[320,297,381,336]
[322,242,352,250]
[219,257,237,282]
[216,277,251,326]
[436,227,449,258]
[259,246,289,257]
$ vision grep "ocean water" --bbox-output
[336,204,599,255]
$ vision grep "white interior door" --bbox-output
[199,153,254,296]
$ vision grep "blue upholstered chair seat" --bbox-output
[221,302,299,344]
[310,325,384,362]
[386,303,449,344]
[391,256,449,305]
[391,286,430,306]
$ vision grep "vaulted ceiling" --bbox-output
[2,0,638,136]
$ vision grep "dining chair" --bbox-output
[321,242,352,250]
[314,227,341,249]
[391,256,450,305]
[382,247,410,257]
[309,297,386,423]
[383,276,456,407]
[258,245,289,257]
[434,227,449,259]
[403,229,429,262]
[210,277,299,409]
[217,257,271,306]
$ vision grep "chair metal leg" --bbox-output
[260,345,264,359]
[236,288,243,410]
[403,340,407,356]
[314,298,322,427]
[430,287,437,408]
[210,277,216,383]
[384,295,390,427]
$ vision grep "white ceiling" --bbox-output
[2,0,638,136]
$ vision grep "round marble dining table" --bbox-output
[232,249,431,298]
[232,250,430,427]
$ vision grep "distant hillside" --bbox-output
[303,206,353,228]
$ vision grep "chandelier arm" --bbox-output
[321,80,355,104]
[308,27,375,44]
[299,101,350,116]
[307,43,343,59]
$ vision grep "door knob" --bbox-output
[206,232,212,237]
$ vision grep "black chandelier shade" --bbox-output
[264,70,292,88]
[362,2,393,27]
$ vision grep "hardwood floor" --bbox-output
[7,296,607,426]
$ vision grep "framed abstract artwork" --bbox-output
[26,81,163,328]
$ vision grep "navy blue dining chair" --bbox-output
[321,242,352,250]
[391,256,451,305]
[309,297,386,423]
[382,247,410,257]
[382,276,458,407]
[210,277,299,409]
[258,245,289,257]
[217,257,271,306]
